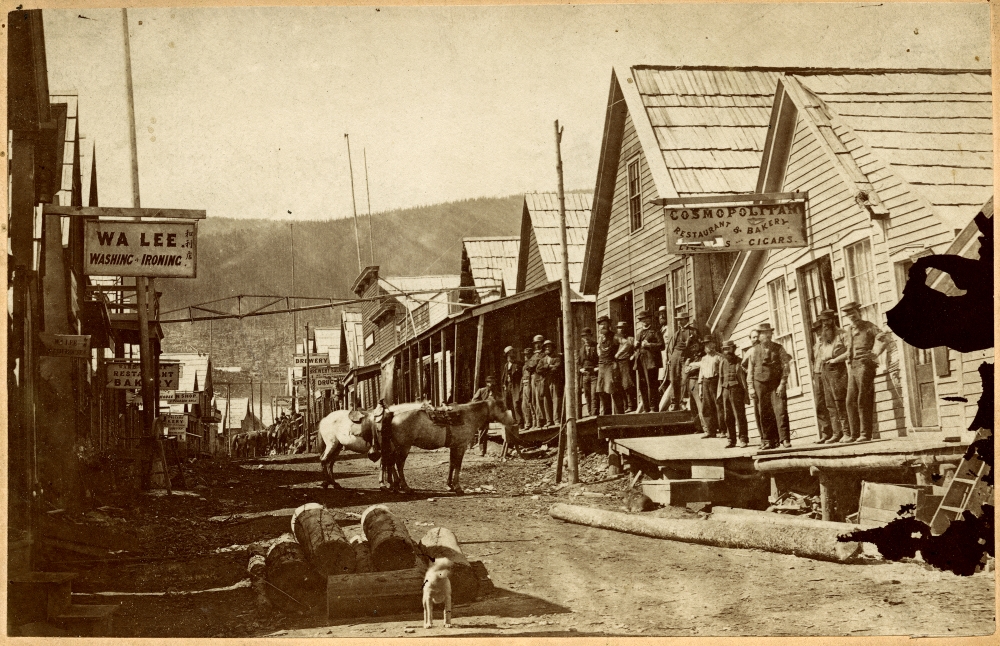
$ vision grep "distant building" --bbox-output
[461,236,520,303]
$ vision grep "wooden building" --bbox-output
[159,353,216,453]
[461,236,520,303]
[709,69,993,444]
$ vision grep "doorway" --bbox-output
[896,260,940,428]
[609,291,635,334]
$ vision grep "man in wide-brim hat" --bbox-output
[717,340,749,447]
[594,315,623,416]
[666,310,699,411]
[526,334,547,428]
[746,321,792,449]
[578,327,598,417]
[632,309,664,413]
[500,345,524,455]
[520,347,536,430]
[841,301,888,444]
[538,339,563,427]
[613,320,636,412]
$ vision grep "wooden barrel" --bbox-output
[291,503,356,576]
[419,527,479,603]
[361,505,415,572]
[327,564,426,619]
[349,536,373,573]
[264,534,325,613]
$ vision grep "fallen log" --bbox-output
[291,503,356,576]
[327,564,426,619]
[349,536,373,573]
[549,503,860,563]
[264,533,326,613]
[361,505,416,572]
[419,527,478,603]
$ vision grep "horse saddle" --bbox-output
[421,403,461,427]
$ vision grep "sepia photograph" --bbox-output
[5,1,995,638]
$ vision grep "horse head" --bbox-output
[485,394,515,428]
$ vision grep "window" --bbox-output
[767,276,800,389]
[844,239,879,323]
[627,159,642,231]
[670,266,687,317]
[364,331,375,350]
[798,257,838,368]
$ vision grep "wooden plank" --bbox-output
[472,315,485,392]
[43,205,206,220]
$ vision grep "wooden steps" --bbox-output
[8,571,117,637]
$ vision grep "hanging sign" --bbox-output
[106,360,181,389]
[274,396,293,407]
[310,363,347,376]
[293,354,330,366]
[313,376,338,390]
[160,413,188,437]
[39,333,91,358]
[161,390,199,404]
[83,220,197,278]
[659,192,808,254]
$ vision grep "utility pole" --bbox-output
[364,148,375,264]
[344,134,363,273]
[304,322,312,452]
[259,379,264,429]
[555,120,579,484]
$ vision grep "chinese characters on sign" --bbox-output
[659,193,808,254]
[83,220,198,277]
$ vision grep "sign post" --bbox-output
[657,192,808,254]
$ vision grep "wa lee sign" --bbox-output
[657,192,808,254]
[84,220,197,278]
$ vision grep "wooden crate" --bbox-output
[857,482,935,527]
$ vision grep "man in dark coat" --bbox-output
[747,322,791,449]
[718,340,749,448]
[525,334,546,426]
[520,347,536,430]
[594,315,622,416]
[472,376,499,456]
[614,321,636,412]
[500,346,523,428]
[577,328,598,417]
[814,309,849,443]
[632,309,663,412]
[666,311,699,411]
[538,339,563,426]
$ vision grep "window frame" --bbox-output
[627,157,642,232]
[766,275,801,395]
[669,264,688,320]
[843,238,879,324]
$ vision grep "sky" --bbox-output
[42,3,991,222]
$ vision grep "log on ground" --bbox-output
[711,506,867,532]
[349,536,373,573]
[419,527,478,603]
[361,505,416,572]
[549,503,860,562]
[291,503,356,576]
[327,564,426,620]
[264,533,326,613]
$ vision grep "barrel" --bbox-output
[361,505,416,572]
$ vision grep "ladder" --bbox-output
[929,429,992,536]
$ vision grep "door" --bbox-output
[609,291,635,334]
[896,260,939,428]
[797,256,838,371]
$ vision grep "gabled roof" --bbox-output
[462,236,520,301]
[379,275,462,312]
[517,192,592,291]
[160,352,212,393]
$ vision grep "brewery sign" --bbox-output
[657,192,808,254]
[106,360,181,390]
[84,220,197,278]
[293,353,330,366]
[39,333,91,358]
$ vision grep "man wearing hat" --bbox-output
[500,345,524,430]
[809,319,834,443]
[577,327,599,417]
[666,311,700,411]
[632,309,664,412]
[842,302,888,443]
[538,339,563,427]
[747,321,792,449]
[814,309,848,443]
[718,340,749,448]
[695,336,723,438]
[472,375,499,456]
[520,347,536,430]
[595,315,622,416]
[526,334,547,427]
[614,321,637,412]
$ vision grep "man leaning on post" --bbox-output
[841,301,888,443]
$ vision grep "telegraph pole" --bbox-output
[344,134,363,273]
[555,120,579,484]
[304,323,312,452]
[364,148,375,264]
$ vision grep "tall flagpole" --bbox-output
[344,134,363,273]
[555,120,579,484]
[364,148,375,264]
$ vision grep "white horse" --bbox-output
[317,395,513,494]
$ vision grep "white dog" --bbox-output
[422,557,453,628]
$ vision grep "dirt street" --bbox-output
[50,444,995,638]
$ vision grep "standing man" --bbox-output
[748,322,791,449]
[527,334,547,427]
[686,337,705,430]
[471,375,499,456]
[520,347,536,430]
[743,329,762,433]
[595,315,621,416]
[842,302,888,443]
[815,310,849,443]
[500,346,523,429]
[632,310,663,412]
[657,306,672,405]
[614,321,637,413]
[577,328,598,417]
[810,320,834,443]
[539,340,563,426]
[718,340,749,448]
[696,336,723,439]
[666,311,699,411]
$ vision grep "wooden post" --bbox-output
[473,315,485,392]
[305,323,311,451]
[429,335,437,406]
[440,329,448,403]
[416,340,424,402]
[554,121,579,484]
[809,466,832,522]
[453,323,460,402]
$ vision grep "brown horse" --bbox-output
[317,395,513,494]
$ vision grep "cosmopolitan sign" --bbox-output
[84,220,197,277]
[658,192,808,254]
